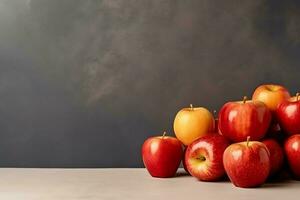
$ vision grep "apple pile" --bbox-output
[142,84,300,188]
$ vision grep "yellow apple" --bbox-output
[173,104,215,145]
[252,84,290,112]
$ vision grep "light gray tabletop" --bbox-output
[0,168,298,200]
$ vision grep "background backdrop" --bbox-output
[0,0,299,167]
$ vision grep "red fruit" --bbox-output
[284,134,300,179]
[185,134,229,181]
[262,139,284,176]
[223,138,270,188]
[218,96,271,142]
[142,132,183,178]
[277,93,300,136]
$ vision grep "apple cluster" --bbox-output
[142,84,300,188]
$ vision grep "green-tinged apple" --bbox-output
[277,93,300,136]
[252,84,290,112]
[185,134,229,181]
[223,137,270,188]
[174,104,215,145]
[284,134,300,179]
[142,132,183,178]
[218,96,271,142]
[262,139,284,176]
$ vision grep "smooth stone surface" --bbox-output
[0,168,298,200]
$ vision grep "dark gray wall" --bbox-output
[0,0,299,167]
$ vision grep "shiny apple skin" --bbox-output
[185,134,230,181]
[262,139,284,176]
[223,141,270,188]
[174,107,215,146]
[277,97,300,136]
[218,101,271,142]
[142,136,183,178]
[284,134,300,179]
[252,84,290,112]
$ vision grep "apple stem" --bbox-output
[190,104,193,110]
[213,110,217,117]
[297,93,300,101]
[198,155,206,162]
[162,131,166,138]
[246,136,250,147]
[243,96,247,104]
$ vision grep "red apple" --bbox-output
[142,132,183,178]
[185,134,229,181]
[252,84,290,112]
[223,137,270,188]
[218,96,271,142]
[262,139,284,176]
[277,93,300,136]
[284,134,300,179]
